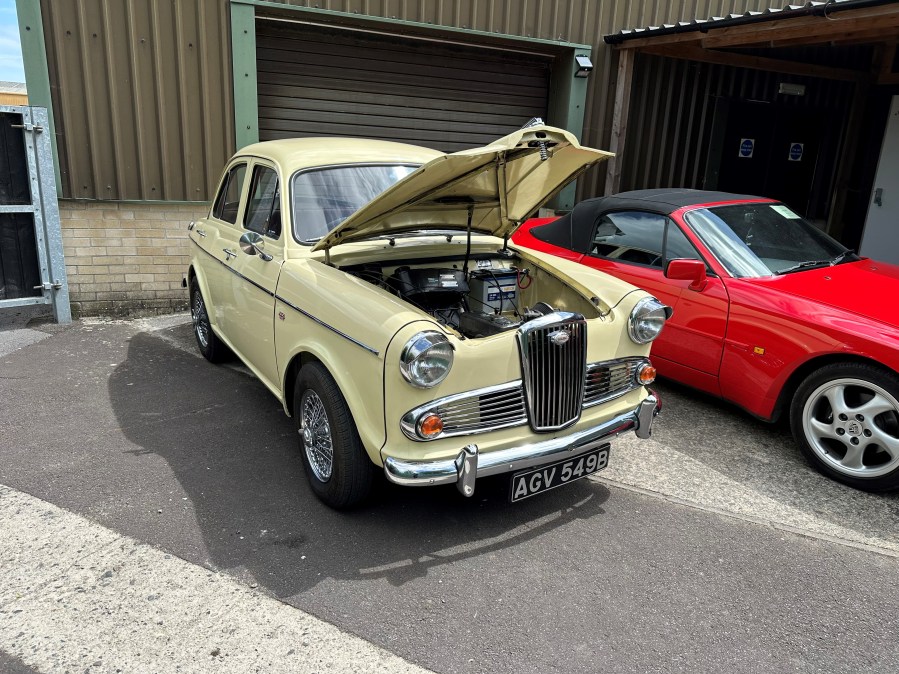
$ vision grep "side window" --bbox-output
[664,223,702,264]
[243,166,281,239]
[591,211,666,268]
[212,164,246,224]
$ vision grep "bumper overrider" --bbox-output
[384,391,661,497]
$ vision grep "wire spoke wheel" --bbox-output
[191,289,210,349]
[188,279,228,363]
[293,363,374,508]
[301,390,334,482]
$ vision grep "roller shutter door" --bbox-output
[256,20,552,153]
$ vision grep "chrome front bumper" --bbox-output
[383,392,660,497]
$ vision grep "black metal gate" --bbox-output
[0,106,69,321]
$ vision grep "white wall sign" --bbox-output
[739,138,754,158]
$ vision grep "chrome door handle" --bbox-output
[195,227,207,237]
[222,248,237,260]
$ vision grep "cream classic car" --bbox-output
[186,125,668,508]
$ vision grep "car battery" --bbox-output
[468,269,519,313]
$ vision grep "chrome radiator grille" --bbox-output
[400,382,527,440]
[584,358,644,407]
[517,312,587,432]
[436,384,527,434]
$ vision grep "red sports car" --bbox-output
[514,189,899,492]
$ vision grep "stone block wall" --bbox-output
[59,201,209,317]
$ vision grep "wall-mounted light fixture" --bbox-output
[778,82,806,96]
[575,54,593,78]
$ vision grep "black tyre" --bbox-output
[189,279,229,363]
[293,363,374,509]
[790,362,899,491]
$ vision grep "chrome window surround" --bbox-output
[400,356,650,441]
[516,311,587,432]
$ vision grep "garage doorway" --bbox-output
[705,99,841,224]
[255,20,552,152]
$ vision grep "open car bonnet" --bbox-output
[311,125,613,252]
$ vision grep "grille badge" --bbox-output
[550,330,570,346]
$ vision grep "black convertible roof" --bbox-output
[530,189,770,252]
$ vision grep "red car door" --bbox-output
[580,210,729,389]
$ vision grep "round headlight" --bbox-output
[628,297,670,344]
[400,331,454,388]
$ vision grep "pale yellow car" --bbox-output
[186,125,669,508]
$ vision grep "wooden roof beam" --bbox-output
[701,6,899,49]
[880,42,897,77]
[736,27,899,50]
[615,5,899,50]
[640,44,867,82]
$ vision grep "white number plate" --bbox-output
[509,446,610,502]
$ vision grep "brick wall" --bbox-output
[59,201,208,317]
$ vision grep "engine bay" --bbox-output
[343,254,590,339]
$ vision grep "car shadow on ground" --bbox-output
[647,377,899,546]
[108,328,610,598]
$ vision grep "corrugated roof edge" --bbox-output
[604,0,893,44]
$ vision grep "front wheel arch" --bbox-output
[283,351,322,418]
[772,353,896,423]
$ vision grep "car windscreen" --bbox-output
[684,203,851,277]
[291,164,418,243]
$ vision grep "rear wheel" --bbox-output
[190,279,229,363]
[790,362,899,491]
[293,363,374,509]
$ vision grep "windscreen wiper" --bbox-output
[829,249,856,266]
[774,260,830,275]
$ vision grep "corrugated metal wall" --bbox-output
[41,0,234,201]
[41,0,776,201]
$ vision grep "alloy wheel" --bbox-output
[802,377,899,479]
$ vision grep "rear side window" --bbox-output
[212,164,247,224]
[590,211,703,270]
[591,211,666,268]
[244,166,281,239]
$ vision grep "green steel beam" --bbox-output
[547,47,593,211]
[230,1,259,150]
[235,0,590,52]
[15,0,61,190]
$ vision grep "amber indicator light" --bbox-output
[637,364,657,385]
[419,413,444,438]
[754,346,765,355]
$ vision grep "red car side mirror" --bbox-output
[665,258,708,291]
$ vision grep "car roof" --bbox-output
[531,189,771,252]
[587,188,769,214]
[236,137,444,171]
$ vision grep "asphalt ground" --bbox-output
[1,313,898,673]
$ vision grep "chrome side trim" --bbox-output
[190,238,379,357]
[384,393,662,489]
[275,295,380,357]
[190,237,274,297]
